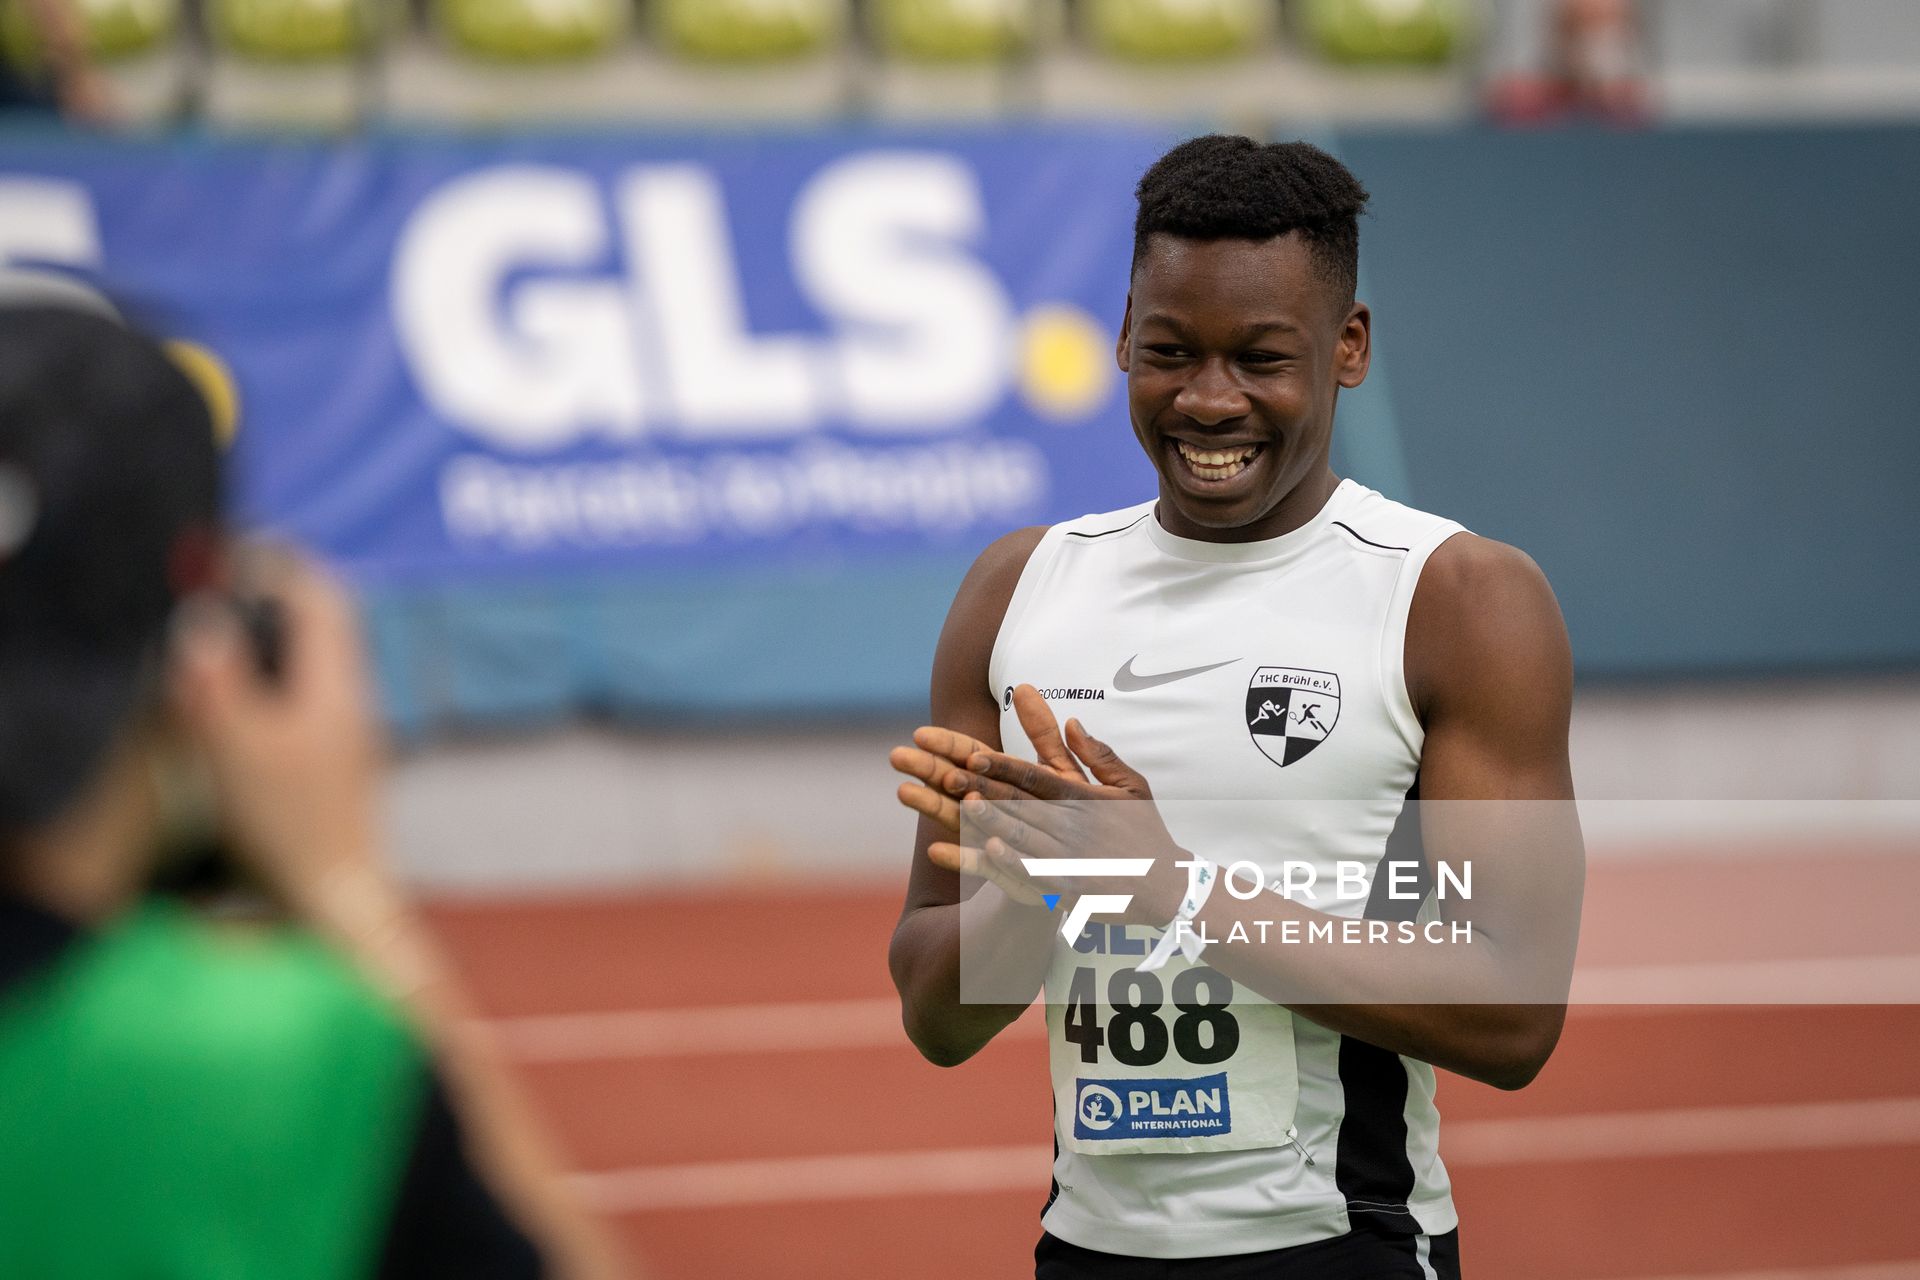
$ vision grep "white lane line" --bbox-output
[491,998,1040,1063]
[1443,1096,1920,1165]
[1633,1266,1920,1280]
[573,1144,1052,1213]
[1572,955,1920,1005]
[488,955,1920,1063]
[571,1097,1920,1213]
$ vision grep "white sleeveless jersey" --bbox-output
[989,479,1467,1259]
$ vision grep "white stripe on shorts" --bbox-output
[1415,1234,1439,1280]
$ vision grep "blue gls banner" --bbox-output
[1074,1072,1233,1141]
[0,127,1175,586]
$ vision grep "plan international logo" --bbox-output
[1074,1073,1232,1140]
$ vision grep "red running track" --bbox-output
[424,875,1920,1280]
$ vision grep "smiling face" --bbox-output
[1118,232,1372,543]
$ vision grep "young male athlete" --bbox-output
[888,135,1583,1277]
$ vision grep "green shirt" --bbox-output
[0,898,428,1279]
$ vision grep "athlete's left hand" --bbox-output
[929,687,1188,926]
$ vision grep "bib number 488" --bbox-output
[1063,965,1240,1067]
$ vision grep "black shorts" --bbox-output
[1035,1227,1461,1279]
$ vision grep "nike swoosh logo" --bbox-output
[1113,655,1240,692]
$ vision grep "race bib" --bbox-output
[1047,920,1298,1156]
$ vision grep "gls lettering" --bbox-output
[392,153,1013,451]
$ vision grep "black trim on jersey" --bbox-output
[1064,513,1151,541]
[1331,522,1411,553]
[1334,777,1429,1235]
[0,895,81,997]
[376,1067,545,1278]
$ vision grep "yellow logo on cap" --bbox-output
[164,339,240,448]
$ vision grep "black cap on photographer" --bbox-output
[0,305,221,835]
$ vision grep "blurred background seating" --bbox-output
[1083,0,1269,62]
[1,0,179,64]
[435,0,627,63]
[209,0,379,60]
[653,0,845,61]
[866,0,1051,63]
[7,0,1918,129]
[1303,0,1468,66]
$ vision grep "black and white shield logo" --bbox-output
[1246,667,1341,767]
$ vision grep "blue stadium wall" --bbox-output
[1,122,1914,733]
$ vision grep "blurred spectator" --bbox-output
[1,0,116,122]
[0,303,625,1277]
[1484,0,1647,123]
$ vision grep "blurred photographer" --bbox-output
[0,303,623,1278]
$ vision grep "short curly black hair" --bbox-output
[1132,135,1370,303]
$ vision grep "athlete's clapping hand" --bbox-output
[891,684,1186,924]
[891,684,1069,906]
[890,684,1073,836]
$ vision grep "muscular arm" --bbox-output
[1188,533,1582,1088]
[886,526,1056,1067]
[1397,532,1581,1084]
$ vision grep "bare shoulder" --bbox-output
[1406,532,1571,725]
[943,524,1049,642]
[1418,532,1561,626]
[959,525,1049,604]
[929,525,1049,724]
